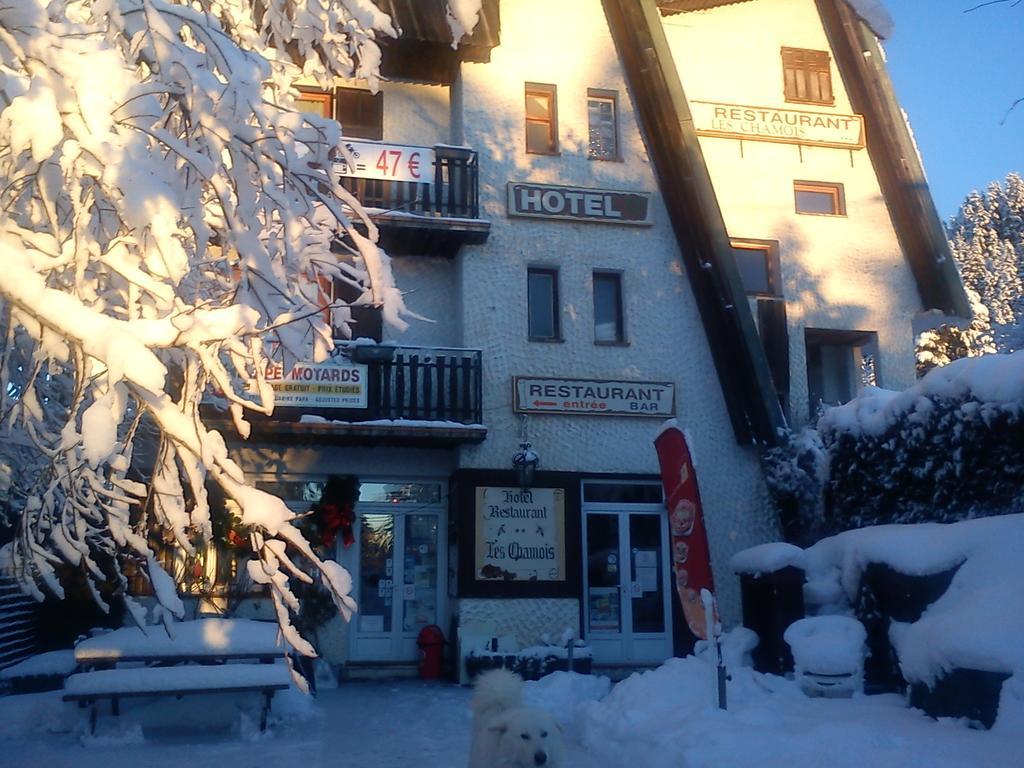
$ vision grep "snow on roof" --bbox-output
[805,514,1024,685]
[74,618,282,660]
[819,350,1024,438]
[846,0,894,39]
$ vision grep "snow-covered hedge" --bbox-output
[804,514,1024,689]
[766,352,1024,543]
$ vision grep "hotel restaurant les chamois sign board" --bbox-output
[475,487,566,582]
[507,183,653,225]
[689,101,865,149]
[514,377,675,418]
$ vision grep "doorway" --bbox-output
[582,482,672,664]
[348,482,446,662]
[254,477,446,664]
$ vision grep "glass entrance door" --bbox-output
[584,509,671,664]
[351,507,443,662]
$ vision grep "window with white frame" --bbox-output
[587,89,619,160]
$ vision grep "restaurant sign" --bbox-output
[690,101,865,149]
[334,140,435,183]
[475,487,566,582]
[263,358,368,409]
[513,376,675,417]
[507,182,652,225]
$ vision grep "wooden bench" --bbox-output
[63,662,291,733]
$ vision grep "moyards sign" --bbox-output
[263,358,368,409]
[514,376,675,417]
[507,182,652,225]
[690,101,865,149]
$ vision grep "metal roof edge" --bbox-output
[602,0,788,447]
[818,0,971,318]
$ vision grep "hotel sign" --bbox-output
[334,140,435,183]
[263,358,368,409]
[475,487,566,582]
[507,183,653,225]
[690,101,865,149]
[513,376,675,417]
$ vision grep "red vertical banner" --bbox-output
[654,422,716,640]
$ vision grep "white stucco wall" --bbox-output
[385,256,461,347]
[453,0,776,621]
[379,81,451,146]
[663,0,923,426]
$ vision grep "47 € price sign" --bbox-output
[334,140,436,184]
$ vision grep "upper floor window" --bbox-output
[528,267,561,341]
[794,181,846,216]
[294,87,383,140]
[337,87,384,140]
[525,83,559,155]
[587,89,619,161]
[781,47,834,106]
[593,271,625,344]
[296,89,333,118]
[729,239,782,297]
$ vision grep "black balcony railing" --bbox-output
[363,344,482,424]
[338,145,480,220]
[267,344,483,430]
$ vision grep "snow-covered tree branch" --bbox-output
[0,0,479,687]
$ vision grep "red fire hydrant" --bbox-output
[417,624,446,680]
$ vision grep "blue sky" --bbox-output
[881,0,1023,221]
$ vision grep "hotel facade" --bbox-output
[198,0,966,677]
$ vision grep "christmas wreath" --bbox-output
[305,475,359,550]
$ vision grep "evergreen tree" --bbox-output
[917,173,1024,372]
[948,173,1024,353]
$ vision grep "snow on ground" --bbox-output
[1,663,1021,768]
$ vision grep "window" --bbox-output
[587,89,619,160]
[337,87,383,140]
[781,47,834,106]
[525,83,558,154]
[794,181,845,216]
[805,329,878,417]
[528,268,560,341]
[729,239,781,297]
[593,271,625,344]
[295,89,333,118]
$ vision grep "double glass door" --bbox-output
[351,506,443,661]
[584,509,672,663]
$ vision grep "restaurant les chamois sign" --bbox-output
[690,101,865,149]
[513,376,675,417]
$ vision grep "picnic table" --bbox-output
[64,618,289,733]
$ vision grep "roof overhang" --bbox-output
[657,0,753,14]
[377,0,500,84]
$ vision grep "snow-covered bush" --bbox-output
[767,352,1024,541]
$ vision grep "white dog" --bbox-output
[468,669,564,768]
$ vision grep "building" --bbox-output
[195,0,967,677]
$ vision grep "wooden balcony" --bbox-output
[236,344,486,446]
[339,144,490,258]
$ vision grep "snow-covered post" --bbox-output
[701,588,727,710]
